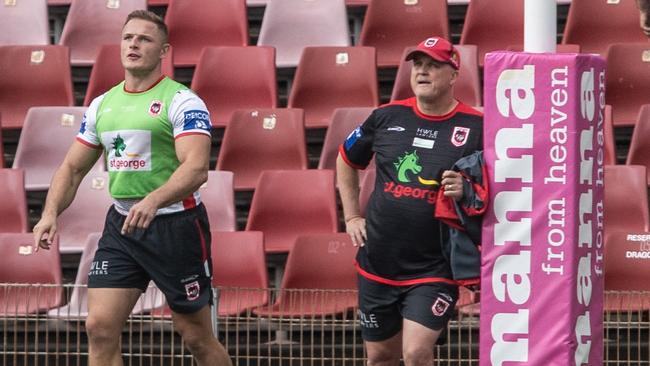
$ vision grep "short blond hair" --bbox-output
[124,10,168,43]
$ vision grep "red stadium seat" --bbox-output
[245,170,339,253]
[191,46,277,128]
[391,45,482,107]
[288,46,378,128]
[57,171,113,254]
[48,233,165,318]
[253,233,357,317]
[604,165,650,234]
[605,43,650,127]
[0,116,4,168]
[563,0,647,56]
[459,0,524,67]
[0,45,74,129]
[318,107,374,171]
[257,0,351,68]
[0,233,63,315]
[84,44,174,106]
[212,231,269,315]
[626,105,650,183]
[604,231,650,311]
[59,0,147,66]
[217,108,308,190]
[358,0,449,68]
[12,107,105,191]
[0,0,49,45]
[0,168,28,233]
[165,0,248,67]
[200,171,237,232]
[604,105,616,166]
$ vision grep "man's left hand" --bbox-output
[441,170,463,201]
[122,197,159,235]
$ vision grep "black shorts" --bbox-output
[88,204,213,314]
[357,275,458,342]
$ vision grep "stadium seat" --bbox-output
[562,0,647,56]
[605,43,650,127]
[288,46,378,128]
[57,171,113,253]
[604,105,616,166]
[148,0,168,5]
[459,0,524,67]
[200,171,236,232]
[358,0,449,68]
[245,170,339,253]
[83,44,174,106]
[604,165,650,234]
[391,45,482,107]
[318,107,374,171]
[0,233,64,315]
[0,116,4,168]
[257,0,351,68]
[0,45,74,129]
[191,46,277,128]
[626,105,650,182]
[604,231,650,311]
[0,168,28,233]
[212,231,269,315]
[12,107,104,191]
[216,108,308,191]
[0,0,49,45]
[59,0,147,66]
[253,233,357,317]
[48,233,165,318]
[165,0,248,67]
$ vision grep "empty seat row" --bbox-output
[4,0,646,68]
[1,231,358,317]
[3,41,648,132]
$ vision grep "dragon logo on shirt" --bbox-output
[393,151,439,186]
[112,135,127,157]
[394,151,422,183]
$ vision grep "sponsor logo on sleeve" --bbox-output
[79,113,88,134]
[183,110,211,132]
[344,126,362,150]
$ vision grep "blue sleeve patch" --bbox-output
[183,110,211,132]
[344,126,362,150]
[79,113,88,134]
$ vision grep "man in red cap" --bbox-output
[337,36,483,366]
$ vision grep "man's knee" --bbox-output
[85,314,122,345]
[366,347,400,366]
[402,344,433,366]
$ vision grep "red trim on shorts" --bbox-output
[355,261,458,286]
[182,196,197,210]
[194,219,208,262]
[76,137,102,149]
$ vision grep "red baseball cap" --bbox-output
[405,36,460,70]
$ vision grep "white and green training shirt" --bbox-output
[76,76,212,216]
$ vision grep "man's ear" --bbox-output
[160,43,170,59]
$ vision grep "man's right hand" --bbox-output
[345,216,367,247]
[33,214,58,252]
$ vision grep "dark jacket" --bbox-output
[435,151,487,286]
